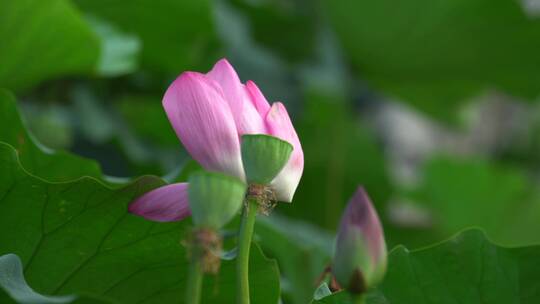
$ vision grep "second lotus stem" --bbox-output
[185,250,203,304]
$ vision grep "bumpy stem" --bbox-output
[236,198,258,304]
[185,248,203,304]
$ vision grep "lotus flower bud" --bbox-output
[188,172,246,229]
[332,187,387,294]
[241,134,293,185]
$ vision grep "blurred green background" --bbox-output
[2,0,540,302]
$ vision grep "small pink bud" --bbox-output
[332,187,387,293]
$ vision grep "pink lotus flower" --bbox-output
[129,59,303,222]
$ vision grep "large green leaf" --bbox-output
[412,156,540,246]
[315,229,540,303]
[0,142,280,303]
[0,89,105,182]
[0,0,100,91]
[0,253,75,304]
[74,0,220,73]
[0,253,111,304]
[325,0,540,121]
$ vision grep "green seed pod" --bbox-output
[241,134,293,185]
[188,171,246,229]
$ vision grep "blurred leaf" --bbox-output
[0,0,99,91]
[0,89,104,182]
[0,142,280,304]
[87,16,141,77]
[499,104,540,171]
[69,87,183,177]
[289,90,391,230]
[115,95,178,147]
[0,88,182,185]
[412,156,540,246]
[72,88,116,144]
[21,103,74,150]
[326,0,540,121]
[229,0,318,62]
[315,229,540,303]
[213,1,300,108]
[74,0,220,73]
